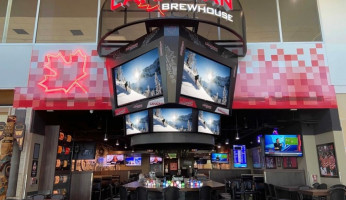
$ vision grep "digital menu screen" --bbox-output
[153,108,193,132]
[125,156,142,166]
[106,154,124,165]
[125,110,149,135]
[198,110,220,135]
[233,145,247,168]
[181,49,231,106]
[113,48,162,106]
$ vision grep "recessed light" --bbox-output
[70,30,84,36]
[13,29,29,35]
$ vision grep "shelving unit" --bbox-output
[53,132,73,197]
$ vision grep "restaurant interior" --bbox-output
[27,107,345,200]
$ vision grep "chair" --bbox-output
[92,182,102,200]
[231,180,243,200]
[330,184,346,189]
[297,185,313,200]
[268,184,290,200]
[136,186,148,200]
[31,194,45,200]
[51,194,64,200]
[328,187,346,200]
[264,183,272,200]
[119,186,129,200]
[317,183,327,189]
[312,183,320,189]
[199,186,212,200]
[163,186,180,200]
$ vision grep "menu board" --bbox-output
[233,145,247,168]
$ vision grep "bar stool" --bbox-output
[136,186,148,200]
[199,186,212,200]
[268,184,290,200]
[119,186,129,200]
[163,186,180,200]
[328,187,346,200]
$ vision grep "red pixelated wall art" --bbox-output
[14,43,337,110]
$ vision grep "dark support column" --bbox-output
[7,109,26,197]
[6,142,20,197]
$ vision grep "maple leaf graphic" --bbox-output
[38,50,88,94]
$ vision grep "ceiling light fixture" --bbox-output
[124,144,127,149]
[116,139,119,146]
[235,113,240,140]
[132,148,134,153]
[217,143,221,148]
[225,138,229,145]
[104,134,108,141]
[104,118,108,141]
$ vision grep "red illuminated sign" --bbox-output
[38,50,88,94]
[110,0,233,17]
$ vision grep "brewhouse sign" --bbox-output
[111,0,234,22]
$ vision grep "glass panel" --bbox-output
[0,0,8,42]
[6,0,37,43]
[36,0,98,43]
[279,0,322,42]
[240,0,280,42]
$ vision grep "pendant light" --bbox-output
[225,138,229,145]
[104,118,108,141]
[116,139,119,146]
[124,144,127,149]
[235,113,240,140]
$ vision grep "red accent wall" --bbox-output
[13,43,337,110]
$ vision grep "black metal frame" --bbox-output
[98,0,247,57]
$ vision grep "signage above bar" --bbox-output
[111,0,234,21]
[110,0,234,22]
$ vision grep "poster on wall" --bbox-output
[316,143,339,178]
[265,157,276,169]
[31,160,38,177]
[282,157,298,169]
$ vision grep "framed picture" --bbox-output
[276,157,282,167]
[283,157,298,169]
[265,157,276,169]
[316,143,339,177]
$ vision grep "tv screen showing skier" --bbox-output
[125,110,149,135]
[181,49,231,106]
[153,108,193,132]
[198,111,220,135]
[113,48,163,106]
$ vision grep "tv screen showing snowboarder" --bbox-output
[181,49,231,106]
[113,48,163,106]
[198,110,220,135]
[153,108,193,132]
[125,110,149,135]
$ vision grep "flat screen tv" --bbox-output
[125,156,142,166]
[264,135,303,157]
[150,156,163,164]
[153,108,193,132]
[251,147,262,169]
[106,154,124,165]
[198,110,220,135]
[125,110,149,135]
[113,48,162,107]
[233,145,247,168]
[211,153,229,164]
[180,49,232,112]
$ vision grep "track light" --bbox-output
[116,139,119,146]
[225,138,229,145]
[104,134,108,141]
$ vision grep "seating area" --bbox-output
[219,176,264,200]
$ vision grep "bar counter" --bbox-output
[123,180,225,192]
